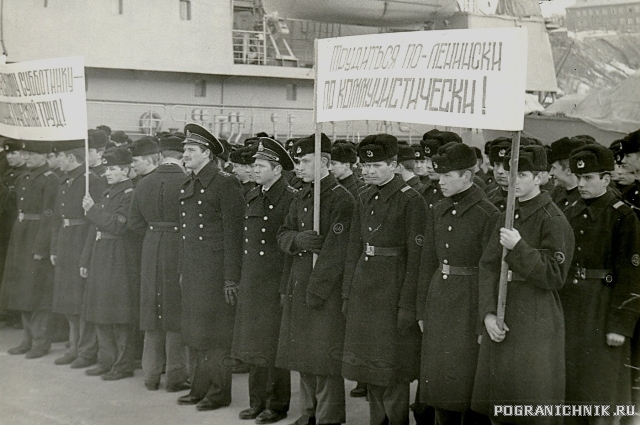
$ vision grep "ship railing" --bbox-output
[87,101,167,137]
[233,29,268,65]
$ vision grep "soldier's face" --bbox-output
[6,150,24,167]
[493,162,509,188]
[296,153,323,183]
[413,159,428,177]
[425,158,439,181]
[439,170,470,197]
[512,171,540,201]
[577,172,609,199]
[24,151,47,168]
[612,164,636,186]
[46,153,59,169]
[362,160,395,186]
[253,159,280,186]
[183,144,209,171]
[621,152,640,175]
[105,165,129,185]
[57,152,70,172]
[330,160,350,180]
[232,163,253,183]
[88,148,103,167]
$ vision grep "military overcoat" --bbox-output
[342,175,426,387]
[128,163,185,332]
[276,174,355,376]
[232,176,296,367]
[178,161,244,350]
[472,192,575,425]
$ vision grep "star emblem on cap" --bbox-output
[414,151,420,157]
[499,149,506,157]
[433,162,438,169]
[366,150,373,157]
[102,158,108,164]
[258,141,264,151]
[577,160,585,169]
[425,147,430,154]
[296,147,302,154]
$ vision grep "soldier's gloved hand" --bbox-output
[224,280,239,306]
[397,308,415,336]
[306,292,324,309]
[342,299,349,317]
[294,230,325,253]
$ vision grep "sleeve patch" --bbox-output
[415,235,424,246]
[632,254,639,267]
[333,223,344,234]
[44,209,53,217]
[117,215,127,223]
[554,252,565,264]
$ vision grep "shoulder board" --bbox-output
[400,185,419,198]
[124,188,133,194]
[613,201,625,209]
[285,185,298,194]
[44,171,53,177]
[332,184,342,191]
[219,170,232,177]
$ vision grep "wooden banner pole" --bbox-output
[312,39,321,267]
[496,130,521,330]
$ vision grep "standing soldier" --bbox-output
[232,138,296,424]
[130,137,159,186]
[331,141,364,201]
[396,144,425,193]
[230,145,257,198]
[342,134,426,425]
[560,145,640,424]
[277,134,355,425]
[176,124,244,411]
[472,146,575,425]
[419,138,445,209]
[417,143,499,424]
[50,140,105,367]
[80,147,137,380]
[485,139,512,212]
[88,130,108,179]
[1,140,60,358]
[127,135,189,392]
[548,137,586,214]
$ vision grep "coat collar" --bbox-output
[516,191,553,221]
[190,160,218,189]
[262,176,288,204]
[60,164,87,184]
[435,184,484,218]
[339,173,358,188]
[106,179,134,197]
[367,175,407,203]
[569,189,615,222]
[301,174,340,198]
[29,163,50,179]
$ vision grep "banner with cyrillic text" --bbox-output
[0,56,87,140]
[316,28,527,131]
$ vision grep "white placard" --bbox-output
[0,56,87,140]
[316,28,527,131]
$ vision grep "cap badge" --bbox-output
[258,142,264,152]
[425,147,430,154]
[185,130,192,138]
[498,149,506,157]
[577,160,585,169]
[632,254,639,267]
[366,150,373,158]
[433,162,438,169]
[3,146,8,151]
[296,147,302,154]
[414,151,420,158]
[102,158,108,164]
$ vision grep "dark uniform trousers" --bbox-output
[248,365,291,413]
[95,324,135,374]
[19,311,51,352]
[188,347,232,405]
[65,314,97,361]
[367,384,410,425]
[299,373,345,425]
[142,330,186,387]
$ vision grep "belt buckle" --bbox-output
[63,219,70,227]
[365,243,375,256]
[441,264,450,275]
[576,268,586,280]
[96,231,102,241]
[18,212,24,222]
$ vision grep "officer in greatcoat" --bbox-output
[175,123,244,411]
[472,146,575,425]
[560,145,640,424]
[80,146,137,380]
[232,138,296,424]
[50,140,105,367]
[276,134,355,425]
[127,135,189,392]
[1,140,59,358]
[548,137,586,215]
[417,143,499,425]
[342,134,426,425]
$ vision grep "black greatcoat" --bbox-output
[276,174,355,376]
[338,173,365,202]
[80,180,136,324]
[472,192,575,425]
[178,161,244,350]
[128,163,185,332]
[232,177,297,367]
[417,185,499,411]
[51,165,105,316]
[342,175,426,387]
[560,191,640,406]
[0,164,28,293]
[1,164,59,312]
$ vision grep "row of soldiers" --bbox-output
[0,124,639,425]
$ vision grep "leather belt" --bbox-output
[572,267,613,283]
[96,231,119,241]
[364,243,405,257]
[18,213,41,222]
[439,263,479,276]
[63,218,87,227]
[148,222,179,232]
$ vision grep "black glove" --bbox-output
[306,292,325,309]
[224,280,238,306]
[397,308,415,336]
[294,230,325,253]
